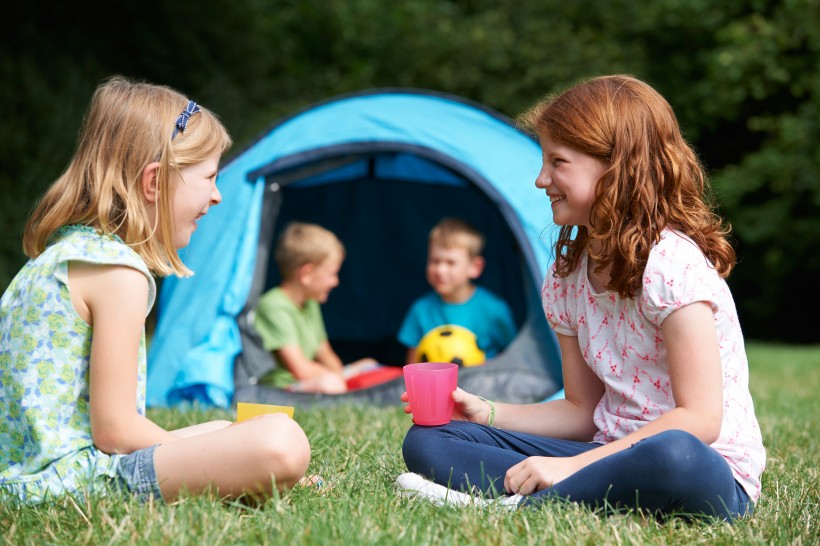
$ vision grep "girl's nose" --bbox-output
[535,168,551,189]
[211,185,223,205]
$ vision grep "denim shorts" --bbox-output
[114,444,164,503]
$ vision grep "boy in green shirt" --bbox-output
[253,222,376,393]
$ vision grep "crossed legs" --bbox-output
[154,413,310,502]
[402,421,751,520]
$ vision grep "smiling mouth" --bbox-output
[549,195,564,204]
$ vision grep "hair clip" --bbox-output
[171,100,201,139]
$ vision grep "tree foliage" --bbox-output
[1,0,816,341]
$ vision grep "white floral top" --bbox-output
[0,225,155,504]
[542,230,765,502]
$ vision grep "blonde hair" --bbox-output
[275,222,345,280]
[22,75,232,277]
[518,74,735,298]
[429,217,484,258]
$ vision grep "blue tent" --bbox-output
[147,89,564,409]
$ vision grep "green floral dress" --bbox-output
[0,225,156,504]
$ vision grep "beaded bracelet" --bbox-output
[478,396,496,428]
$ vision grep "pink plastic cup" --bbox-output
[403,362,459,426]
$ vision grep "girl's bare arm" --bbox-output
[70,262,179,454]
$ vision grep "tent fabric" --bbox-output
[147,89,563,409]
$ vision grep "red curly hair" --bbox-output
[519,74,735,298]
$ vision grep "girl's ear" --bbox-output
[141,162,161,203]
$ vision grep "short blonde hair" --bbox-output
[23,75,232,277]
[275,222,345,280]
[429,217,484,258]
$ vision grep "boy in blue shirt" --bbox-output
[397,217,517,364]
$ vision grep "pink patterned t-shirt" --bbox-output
[542,230,765,501]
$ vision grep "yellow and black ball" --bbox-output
[415,324,486,367]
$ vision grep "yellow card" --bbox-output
[236,402,295,422]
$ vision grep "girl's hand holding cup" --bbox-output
[451,388,494,425]
[401,361,493,426]
[402,362,458,426]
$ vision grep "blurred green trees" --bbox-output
[1,0,817,341]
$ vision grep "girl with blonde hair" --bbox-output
[1,76,311,505]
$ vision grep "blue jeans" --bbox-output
[403,422,752,521]
[114,444,164,503]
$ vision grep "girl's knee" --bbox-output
[403,424,436,451]
[656,430,704,456]
[634,430,712,474]
[273,417,311,467]
[252,415,311,482]
[402,424,452,466]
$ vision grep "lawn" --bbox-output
[1,341,817,545]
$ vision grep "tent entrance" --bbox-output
[148,89,563,409]
[244,149,532,367]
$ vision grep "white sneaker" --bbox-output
[396,472,523,509]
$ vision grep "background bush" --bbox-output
[2,0,818,342]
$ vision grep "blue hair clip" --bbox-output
[171,100,201,139]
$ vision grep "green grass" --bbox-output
[2,341,818,545]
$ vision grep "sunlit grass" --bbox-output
[2,341,817,545]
